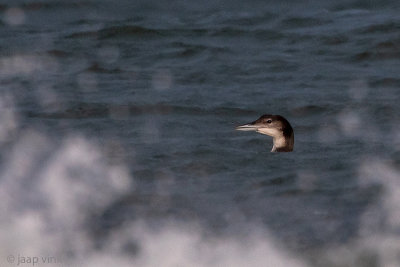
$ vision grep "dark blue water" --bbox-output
[1,1,400,266]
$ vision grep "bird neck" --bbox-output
[271,133,294,152]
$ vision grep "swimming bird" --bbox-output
[236,114,294,152]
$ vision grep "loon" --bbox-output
[236,114,294,152]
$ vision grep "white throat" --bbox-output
[273,135,287,150]
[256,129,293,152]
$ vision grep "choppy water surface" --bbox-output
[1,1,400,266]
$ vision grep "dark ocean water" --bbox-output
[1,1,400,266]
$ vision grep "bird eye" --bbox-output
[266,119,272,123]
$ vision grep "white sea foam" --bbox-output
[0,97,308,267]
